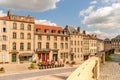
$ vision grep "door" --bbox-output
[12,54,16,62]
[53,54,58,61]
[53,51,58,61]
[70,55,73,61]
[42,53,45,62]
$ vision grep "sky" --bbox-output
[0,0,120,39]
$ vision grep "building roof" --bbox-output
[0,11,35,23]
[35,24,66,35]
[64,25,77,34]
[112,35,120,40]
[104,38,110,41]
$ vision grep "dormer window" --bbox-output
[20,17,24,21]
[36,28,41,33]
[52,30,56,34]
[45,29,49,33]
[13,16,17,20]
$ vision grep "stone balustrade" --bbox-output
[67,57,100,80]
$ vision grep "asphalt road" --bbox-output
[0,67,77,80]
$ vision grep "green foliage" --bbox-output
[105,55,112,61]
[30,63,35,69]
[0,67,5,72]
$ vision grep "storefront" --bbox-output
[52,51,58,61]
[19,53,33,62]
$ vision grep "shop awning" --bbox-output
[9,50,19,54]
[19,53,33,57]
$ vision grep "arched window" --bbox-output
[20,33,24,39]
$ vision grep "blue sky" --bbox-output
[0,0,120,39]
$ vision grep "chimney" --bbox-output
[83,30,86,34]
[77,27,80,33]
[7,10,10,16]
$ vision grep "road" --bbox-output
[0,67,76,80]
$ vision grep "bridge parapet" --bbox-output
[67,57,100,80]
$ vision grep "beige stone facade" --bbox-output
[0,11,35,63]
[0,11,103,64]
[34,24,69,64]
[97,39,104,52]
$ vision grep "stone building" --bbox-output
[64,25,84,63]
[97,39,104,52]
[88,34,97,56]
[111,35,120,53]
[104,38,112,51]
[0,11,35,63]
[34,24,69,64]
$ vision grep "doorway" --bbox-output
[12,54,16,62]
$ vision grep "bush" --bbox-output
[66,61,69,64]
[71,61,75,64]
[105,55,112,61]
[30,63,35,69]
[0,67,5,72]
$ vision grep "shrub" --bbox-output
[71,61,75,64]
[66,61,69,64]
[105,55,112,61]
[0,67,5,72]
[30,63,35,69]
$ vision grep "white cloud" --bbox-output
[90,1,97,4]
[0,10,6,17]
[82,2,120,30]
[35,20,57,26]
[87,30,117,39]
[0,0,60,12]
[80,6,94,16]
[101,0,109,3]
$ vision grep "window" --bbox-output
[3,28,6,32]
[27,43,31,50]
[13,23,17,29]
[47,35,50,40]
[13,42,16,50]
[61,53,63,59]
[65,43,68,49]
[20,43,24,50]
[74,48,76,52]
[13,32,17,38]
[65,37,68,41]
[20,17,24,21]
[38,35,42,40]
[38,42,41,49]
[3,35,7,41]
[74,41,76,45]
[13,16,17,20]
[3,21,6,25]
[54,36,57,41]
[28,25,31,30]
[71,48,73,52]
[36,28,41,32]
[71,40,73,45]
[20,23,24,30]
[61,37,64,41]
[46,42,49,49]
[66,53,68,58]
[54,43,57,49]
[52,30,56,33]
[60,43,64,49]
[20,33,24,39]
[27,33,31,39]
[2,45,6,50]
[45,29,49,33]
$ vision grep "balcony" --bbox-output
[36,48,51,53]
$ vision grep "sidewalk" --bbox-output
[0,63,79,76]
